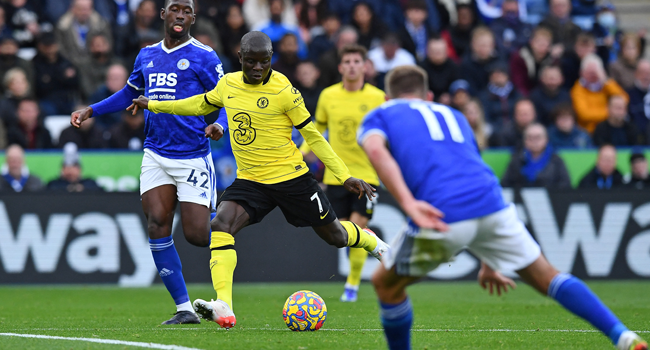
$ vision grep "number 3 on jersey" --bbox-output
[410,101,465,143]
[187,169,209,189]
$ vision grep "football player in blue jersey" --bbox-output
[359,65,648,350]
[70,0,226,325]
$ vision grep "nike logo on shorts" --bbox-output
[320,210,329,220]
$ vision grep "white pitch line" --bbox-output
[7,328,650,334]
[0,333,203,350]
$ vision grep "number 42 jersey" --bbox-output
[127,38,224,159]
[358,99,507,224]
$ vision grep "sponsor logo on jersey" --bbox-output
[148,73,178,94]
[291,87,300,94]
[257,97,269,109]
[146,61,154,68]
[177,59,190,70]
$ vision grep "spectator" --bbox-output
[489,0,533,56]
[609,33,643,90]
[0,112,5,147]
[295,0,328,43]
[441,4,478,60]
[490,98,536,148]
[529,65,572,125]
[368,33,415,90]
[294,61,322,116]
[501,123,571,188]
[547,104,592,148]
[244,0,297,30]
[363,58,378,87]
[538,0,582,50]
[219,4,249,72]
[509,26,559,96]
[0,36,34,90]
[47,143,102,192]
[627,59,650,135]
[318,25,357,87]
[254,0,307,61]
[89,63,128,128]
[419,37,459,104]
[0,67,32,124]
[349,1,387,50]
[58,105,109,149]
[0,7,14,40]
[450,79,471,111]
[460,27,503,94]
[593,95,640,146]
[571,54,628,133]
[0,144,43,192]
[561,31,596,89]
[108,109,145,150]
[479,63,521,133]
[397,0,435,62]
[32,31,80,116]
[578,144,624,189]
[271,33,300,84]
[6,99,52,149]
[44,0,116,25]
[56,0,113,68]
[5,0,43,48]
[308,13,340,62]
[79,33,122,100]
[462,98,489,150]
[521,0,549,25]
[591,4,620,68]
[625,152,650,189]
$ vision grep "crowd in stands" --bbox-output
[0,0,648,192]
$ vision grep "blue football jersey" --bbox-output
[358,99,507,224]
[128,38,224,159]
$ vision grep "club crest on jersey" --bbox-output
[177,59,190,70]
[257,97,269,109]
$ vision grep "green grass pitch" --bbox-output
[0,281,647,349]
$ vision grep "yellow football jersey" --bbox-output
[315,83,385,185]
[205,71,311,184]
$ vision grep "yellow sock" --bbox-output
[209,231,237,310]
[346,247,367,287]
[341,221,377,252]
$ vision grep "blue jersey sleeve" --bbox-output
[198,51,224,91]
[127,50,145,91]
[215,107,228,130]
[358,107,389,146]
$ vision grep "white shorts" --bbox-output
[140,149,217,210]
[383,204,541,276]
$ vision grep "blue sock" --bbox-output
[150,236,190,306]
[380,297,413,350]
[548,273,627,344]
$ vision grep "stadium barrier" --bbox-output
[1,188,649,285]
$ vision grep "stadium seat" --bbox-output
[44,115,72,145]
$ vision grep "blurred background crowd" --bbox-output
[0,0,648,193]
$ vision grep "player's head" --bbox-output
[338,44,367,83]
[239,31,273,85]
[384,65,431,100]
[161,0,195,40]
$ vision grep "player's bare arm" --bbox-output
[343,177,376,201]
[478,262,517,296]
[70,106,93,128]
[362,133,448,232]
[127,95,150,115]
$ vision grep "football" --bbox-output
[282,290,327,331]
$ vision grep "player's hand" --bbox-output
[70,106,93,128]
[205,124,224,141]
[343,177,376,201]
[403,200,449,232]
[478,262,516,296]
[127,96,149,115]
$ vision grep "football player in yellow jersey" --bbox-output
[127,31,390,329]
[301,44,385,303]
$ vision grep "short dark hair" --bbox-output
[164,0,194,10]
[385,65,428,99]
[405,0,427,11]
[550,103,575,123]
[240,31,273,55]
[338,44,367,63]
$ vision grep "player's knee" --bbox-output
[147,216,171,239]
[185,231,209,247]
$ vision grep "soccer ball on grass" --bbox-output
[282,290,327,331]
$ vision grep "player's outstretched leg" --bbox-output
[200,230,237,329]
[518,255,647,350]
[341,247,367,302]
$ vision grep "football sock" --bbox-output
[548,273,627,344]
[342,221,377,252]
[380,297,413,350]
[210,231,237,310]
[346,247,368,287]
[149,236,191,309]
